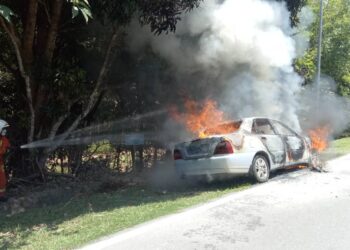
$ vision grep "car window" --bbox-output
[252,119,275,135]
[271,121,296,136]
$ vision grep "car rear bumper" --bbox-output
[175,153,254,177]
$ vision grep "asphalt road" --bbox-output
[80,154,350,250]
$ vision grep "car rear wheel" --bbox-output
[251,155,270,183]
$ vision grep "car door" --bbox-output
[271,120,306,164]
[252,118,286,168]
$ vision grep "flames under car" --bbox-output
[174,117,312,183]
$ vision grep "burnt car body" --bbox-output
[174,117,312,182]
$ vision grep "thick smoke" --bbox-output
[298,76,350,136]
[128,0,350,136]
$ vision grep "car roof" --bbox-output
[211,117,275,125]
[243,117,272,120]
[240,117,275,122]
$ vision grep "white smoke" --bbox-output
[294,6,314,57]
[128,0,350,135]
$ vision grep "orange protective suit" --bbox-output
[0,136,10,197]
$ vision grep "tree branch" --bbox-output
[0,17,36,143]
[48,98,80,140]
[84,29,120,116]
[46,28,121,153]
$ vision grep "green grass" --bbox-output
[0,180,250,250]
[322,137,350,160]
[330,137,350,155]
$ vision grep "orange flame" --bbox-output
[308,126,330,152]
[286,165,307,170]
[170,99,230,138]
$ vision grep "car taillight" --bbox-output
[174,149,183,160]
[214,140,234,155]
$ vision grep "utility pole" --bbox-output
[316,0,324,110]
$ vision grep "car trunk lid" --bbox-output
[184,137,221,159]
[176,133,244,160]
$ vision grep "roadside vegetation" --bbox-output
[0,178,250,250]
[323,137,350,159]
[0,137,349,250]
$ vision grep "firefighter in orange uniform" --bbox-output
[0,119,10,202]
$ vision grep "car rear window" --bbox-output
[203,121,242,136]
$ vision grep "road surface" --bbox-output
[80,154,350,250]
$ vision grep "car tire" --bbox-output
[250,154,270,183]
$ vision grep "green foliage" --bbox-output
[90,0,202,34]
[0,4,14,23]
[297,0,350,95]
[41,60,89,120]
[52,60,88,100]
[69,0,92,23]
[90,0,138,25]
[295,49,317,83]
[87,141,114,154]
[277,0,307,26]
[137,0,202,34]
[339,74,350,97]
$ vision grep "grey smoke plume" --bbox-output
[128,0,350,135]
[294,6,314,57]
[298,76,350,135]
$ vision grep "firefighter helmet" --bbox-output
[0,119,9,132]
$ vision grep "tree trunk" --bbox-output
[117,148,121,172]
[153,147,158,167]
[44,0,64,64]
[131,147,136,172]
[22,0,38,69]
[137,147,144,172]
[0,17,36,143]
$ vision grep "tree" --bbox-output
[295,0,350,96]
[276,0,307,26]
[0,0,202,178]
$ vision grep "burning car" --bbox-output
[174,117,312,183]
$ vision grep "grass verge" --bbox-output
[321,137,350,160]
[0,179,250,250]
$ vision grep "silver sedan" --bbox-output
[174,117,311,183]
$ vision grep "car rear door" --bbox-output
[252,118,286,168]
[270,120,306,164]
